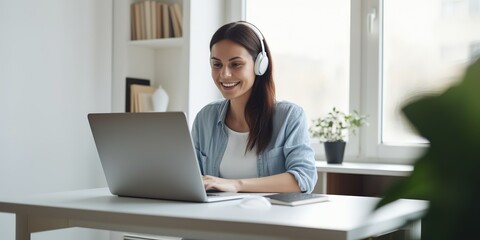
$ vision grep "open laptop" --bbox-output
[88,112,250,203]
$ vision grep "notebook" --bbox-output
[267,192,329,206]
[88,112,250,203]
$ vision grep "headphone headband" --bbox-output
[236,21,269,76]
[236,21,266,56]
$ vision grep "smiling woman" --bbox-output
[191,21,318,194]
[210,39,256,105]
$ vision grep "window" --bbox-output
[246,0,351,121]
[382,0,480,145]
[244,0,480,163]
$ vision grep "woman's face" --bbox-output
[210,39,256,102]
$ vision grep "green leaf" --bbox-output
[373,58,480,240]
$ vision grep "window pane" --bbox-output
[246,0,350,120]
[382,0,480,144]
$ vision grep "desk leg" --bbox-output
[404,219,422,240]
[16,214,30,240]
[317,172,327,194]
[15,214,69,240]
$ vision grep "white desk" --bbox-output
[0,188,427,240]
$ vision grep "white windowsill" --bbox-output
[316,161,413,177]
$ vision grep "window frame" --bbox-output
[361,0,427,164]
[232,0,427,164]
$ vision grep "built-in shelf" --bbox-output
[113,0,226,123]
[129,38,184,48]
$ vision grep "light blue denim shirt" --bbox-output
[192,100,318,193]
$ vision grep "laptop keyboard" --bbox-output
[207,193,221,196]
[206,189,223,196]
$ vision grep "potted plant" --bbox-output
[309,107,367,164]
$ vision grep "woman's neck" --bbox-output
[226,99,249,132]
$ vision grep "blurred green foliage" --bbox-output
[375,58,480,240]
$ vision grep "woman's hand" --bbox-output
[203,175,240,192]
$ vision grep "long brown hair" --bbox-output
[210,21,276,155]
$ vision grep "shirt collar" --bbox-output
[216,99,230,126]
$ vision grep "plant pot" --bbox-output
[324,141,346,164]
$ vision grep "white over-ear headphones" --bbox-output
[237,21,269,76]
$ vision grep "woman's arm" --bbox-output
[267,103,318,193]
[203,172,301,193]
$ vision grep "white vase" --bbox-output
[152,86,169,112]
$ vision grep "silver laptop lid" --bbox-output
[88,112,208,202]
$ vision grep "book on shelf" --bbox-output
[155,2,162,38]
[130,2,141,40]
[130,1,182,40]
[161,2,171,38]
[267,193,329,206]
[172,3,182,30]
[139,2,146,39]
[125,77,169,112]
[143,0,152,39]
[150,0,157,40]
[130,84,156,112]
[134,2,142,40]
[126,78,150,112]
[169,4,182,37]
[130,3,136,40]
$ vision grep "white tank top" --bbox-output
[219,126,258,179]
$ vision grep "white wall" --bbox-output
[187,0,225,124]
[0,0,112,239]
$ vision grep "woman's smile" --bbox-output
[220,81,240,88]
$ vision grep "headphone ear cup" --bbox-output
[254,52,269,76]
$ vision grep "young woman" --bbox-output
[192,21,317,193]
